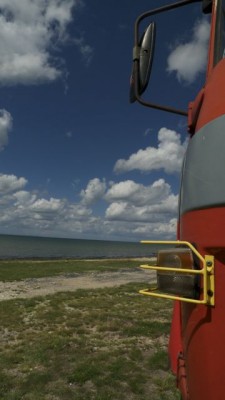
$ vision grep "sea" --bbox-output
[0,234,162,260]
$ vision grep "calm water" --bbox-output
[0,234,162,259]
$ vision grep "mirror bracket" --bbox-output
[133,46,140,61]
[131,0,205,117]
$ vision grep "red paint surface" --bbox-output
[179,208,225,400]
[195,58,225,130]
[168,301,182,374]
[171,3,225,397]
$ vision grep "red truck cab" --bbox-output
[130,1,225,399]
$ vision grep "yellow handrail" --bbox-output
[139,241,215,306]
[141,240,205,263]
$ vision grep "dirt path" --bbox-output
[0,268,156,301]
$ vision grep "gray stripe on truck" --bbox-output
[180,114,225,215]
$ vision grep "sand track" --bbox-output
[0,268,156,301]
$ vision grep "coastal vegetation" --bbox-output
[0,260,179,399]
[0,259,140,282]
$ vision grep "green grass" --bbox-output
[0,259,140,281]
[0,281,180,400]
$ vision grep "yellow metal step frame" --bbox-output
[139,240,215,306]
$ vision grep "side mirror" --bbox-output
[129,1,204,116]
[130,22,156,103]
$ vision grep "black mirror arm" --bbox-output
[133,61,188,116]
[134,0,202,43]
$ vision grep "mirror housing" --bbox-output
[130,22,155,103]
[139,23,156,93]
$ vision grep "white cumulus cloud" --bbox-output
[0,0,85,85]
[105,197,178,222]
[0,174,27,194]
[13,190,37,206]
[167,18,210,84]
[0,172,179,240]
[105,179,171,206]
[80,178,106,205]
[0,172,95,236]
[114,128,187,174]
[105,179,178,223]
[0,109,12,150]
[30,198,64,213]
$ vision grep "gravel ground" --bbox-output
[0,268,156,301]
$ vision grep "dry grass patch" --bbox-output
[0,283,180,400]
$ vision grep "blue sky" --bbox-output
[0,0,210,241]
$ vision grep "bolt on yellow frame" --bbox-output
[139,240,215,306]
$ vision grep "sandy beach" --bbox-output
[0,267,156,301]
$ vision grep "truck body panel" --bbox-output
[131,1,225,398]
